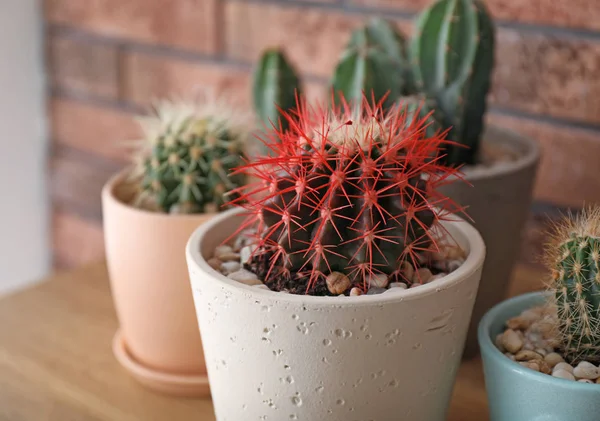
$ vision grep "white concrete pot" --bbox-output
[438,125,540,358]
[186,209,486,421]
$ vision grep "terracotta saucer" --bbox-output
[112,330,211,398]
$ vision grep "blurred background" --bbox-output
[2,0,599,293]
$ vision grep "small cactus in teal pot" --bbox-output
[130,95,251,214]
[409,0,496,165]
[252,48,302,132]
[547,206,600,363]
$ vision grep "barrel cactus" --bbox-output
[230,95,463,294]
[332,17,410,109]
[409,0,496,165]
[547,206,600,364]
[252,48,302,133]
[130,97,250,214]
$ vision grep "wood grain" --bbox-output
[0,262,548,420]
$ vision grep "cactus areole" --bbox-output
[229,95,466,295]
[548,207,600,364]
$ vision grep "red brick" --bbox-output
[52,211,105,269]
[50,98,141,162]
[224,2,362,78]
[489,113,600,207]
[350,0,600,31]
[45,0,219,53]
[121,52,251,108]
[48,36,119,99]
[491,30,600,125]
[50,146,124,222]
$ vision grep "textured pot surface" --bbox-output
[439,125,540,358]
[479,292,600,421]
[102,169,211,374]
[187,209,486,421]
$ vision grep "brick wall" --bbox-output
[45,0,600,269]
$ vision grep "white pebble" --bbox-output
[578,379,594,384]
[240,245,254,264]
[220,261,241,275]
[573,361,600,380]
[429,273,446,282]
[544,352,564,368]
[370,274,389,288]
[552,369,576,381]
[207,257,222,270]
[502,329,524,354]
[253,284,270,290]
[366,287,386,295]
[326,272,351,295]
[389,282,407,289]
[401,262,414,281]
[447,260,462,272]
[349,287,363,296]
[446,245,465,260]
[412,268,432,284]
[214,245,234,259]
[553,362,574,374]
[227,269,261,285]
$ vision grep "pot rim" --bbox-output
[478,291,599,390]
[186,207,486,306]
[459,124,540,182]
[102,167,217,221]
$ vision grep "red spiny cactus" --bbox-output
[229,95,465,294]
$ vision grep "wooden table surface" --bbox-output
[0,262,546,421]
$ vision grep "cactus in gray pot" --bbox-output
[252,48,302,133]
[409,0,496,165]
[332,18,411,109]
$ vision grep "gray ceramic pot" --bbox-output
[440,126,540,358]
[479,291,600,421]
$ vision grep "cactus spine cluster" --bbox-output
[547,206,600,364]
[131,98,250,214]
[231,96,463,294]
[252,48,302,133]
[252,0,496,166]
[409,0,495,165]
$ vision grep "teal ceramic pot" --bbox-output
[479,291,600,421]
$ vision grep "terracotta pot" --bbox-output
[439,125,540,359]
[186,208,486,420]
[102,169,211,397]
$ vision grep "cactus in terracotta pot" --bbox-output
[253,48,302,132]
[408,0,496,165]
[130,97,250,214]
[547,206,600,364]
[229,95,464,295]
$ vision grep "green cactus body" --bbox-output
[409,0,495,165]
[332,19,408,109]
[553,234,600,363]
[252,49,302,132]
[133,101,248,214]
[401,95,442,140]
[231,97,464,294]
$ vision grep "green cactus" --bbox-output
[252,48,302,132]
[400,95,442,140]
[131,99,249,214]
[409,0,495,165]
[548,206,600,363]
[332,18,409,109]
